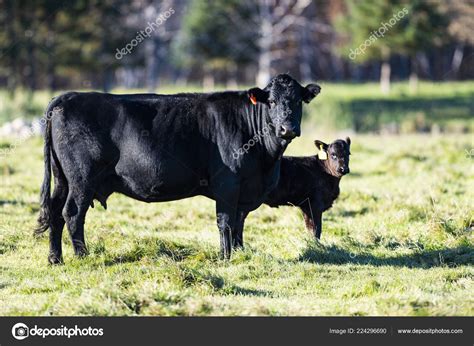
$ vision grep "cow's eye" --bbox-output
[269,100,276,107]
[331,154,337,159]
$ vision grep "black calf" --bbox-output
[237,138,351,243]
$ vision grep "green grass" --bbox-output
[0,131,473,316]
[305,81,474,133]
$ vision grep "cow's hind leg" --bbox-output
[48,177,68,264]
[62,186,94,258]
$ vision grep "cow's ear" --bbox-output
[314,140,328,151]
[345,137,351,146]
[247,87,269,105]
[303,84,321,103]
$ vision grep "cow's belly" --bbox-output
[114,147,204,202]
[236,161,280,212]
[237,180,265,211]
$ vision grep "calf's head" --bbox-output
[248,74,320,140]
[315,137,351,177]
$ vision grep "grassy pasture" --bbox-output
[0,129,473,315]
[0,82,473,315]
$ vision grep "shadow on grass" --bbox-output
[0,200,26,207]
[299,243,474,268]
[349,96,474,132]
[338,207,369,218]
[310,94,474,132]
[225,285,271,297]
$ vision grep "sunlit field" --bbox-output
[0,128,472,315]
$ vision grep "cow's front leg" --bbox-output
[233,211,248,249]
[216,210,233,260]
[215,189,239,259]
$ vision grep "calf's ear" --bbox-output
[247,87,269,105]
[303,84,321,103]
[345,137,351,146]
[314,140,328,151]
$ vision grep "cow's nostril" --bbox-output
[279,126,296,139]
[339,167,349,175]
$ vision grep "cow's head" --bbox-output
[315,137,351,177]
[248,74,320,140]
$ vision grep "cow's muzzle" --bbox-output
[339,166,350,175]
[278,125,298,140]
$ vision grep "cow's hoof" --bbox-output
[74,249,89,258]
[76,250,89,258]
[48,254,63,265]
[232,241,244,249]
[220,252,231,261]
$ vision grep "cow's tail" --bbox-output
[34,97,61,236]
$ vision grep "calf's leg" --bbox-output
[313,211,323,240]
[233,211,248,249]
[300,201,323,240]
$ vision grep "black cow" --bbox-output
[35,74,321,264]
[236,138,351,241]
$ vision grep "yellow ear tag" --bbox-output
[318,145,327,160]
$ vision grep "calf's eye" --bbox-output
[331,154,337,159]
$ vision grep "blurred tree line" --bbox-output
[0,0,473,94]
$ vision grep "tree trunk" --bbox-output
[102,68,113,92]
[176,70,189,87]
[46,16,56,91]
[6,0,18,97]
[25,7,37,92]
[226,65,238,89]
[409,55,418,93]
[257,37,272,86]
[380,61,391,94]
[299,24,312,82]
[46,58,56,91]
[203,70,215,91]
[256,2,272,86]
[27,39,37,91]
[451,44,464,79]
[145,38,160,92]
